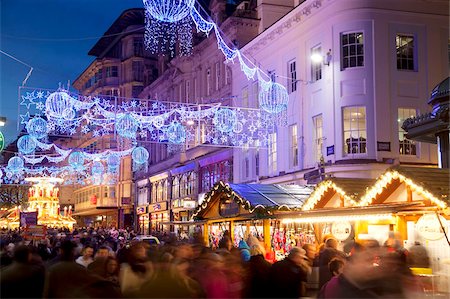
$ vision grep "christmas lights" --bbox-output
[17,135,37,154]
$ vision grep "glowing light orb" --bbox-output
[68,151,85,169]
[62,108,76,120]
[167,121,186,144]
[115,113,139,139]
[258,82,289,114]
[143,0,194,22]
[107,153,121,168]
[17,135,37,154]
[8,157,24,173]
[132,147,149,164]
[92,161,104,175]
[213,108,237,133]
[45,90,74,119]
[26,117,48,140]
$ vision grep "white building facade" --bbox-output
[233,0,449,184]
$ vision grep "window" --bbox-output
[252,81,259,106]
[206,69,211,96]
[398,108,417,155]
[132,61,143,82]
[215,62,221,91]
[343,107,367,154]
[396,34,415,71]
[288,60,297,93]
[341,32,364,69]
[94,69,102,83]
[134,38,144,56]
[289,124,298,167]
[185,80,190,102]
[172,177,180,199]
[193,78,197,100]
[269,70,276,82]
[243,146,250,178]
[268,132,277,173]
[179,83,183,102]
[225,67,231,85]
[255,150,259,176]
[132,86,143,98]
[311,46,322,82]
[242,87,248,107]
[106,66,118,78]
[313,115,323,162]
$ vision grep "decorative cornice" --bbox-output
[244,0,327,55]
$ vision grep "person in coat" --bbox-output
[269,247,310,298]
[245,244,272,298]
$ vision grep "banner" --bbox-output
[20,211,38,227]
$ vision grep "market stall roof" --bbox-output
[193,181,314,219]
[359,166,449,208]
[302,178,375,210]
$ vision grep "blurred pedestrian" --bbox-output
[407,241,430,268]
[269,247,310,298]
[44,240,91,298]
[318,237,345,289]
[245,244,272,298]
[1,245,46,299]
[76,244,94,268]
[119,242,154,296]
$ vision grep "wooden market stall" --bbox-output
[192,181,314,250]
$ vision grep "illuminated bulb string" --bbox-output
[143,2,289,114]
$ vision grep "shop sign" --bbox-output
[23,225,47,240]
[326,145,335,156]
[20,211,38,227]
[377,141,391,152]
[0,131,4,153]
[331,221,352,241]
[90,195,97,205]
[148,201,167,212]
[183,200,197,209]
[121,197,131,205]
[136,206,147,215]
[416,214,448,241]
[219,198,239,218]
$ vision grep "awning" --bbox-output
[278,202,421,224]
[161,220,205,226]
[72,208,118,216]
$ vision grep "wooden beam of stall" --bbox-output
[315,188,336,209]
[371,179,402,205]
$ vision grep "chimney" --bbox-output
[256,0,295,32]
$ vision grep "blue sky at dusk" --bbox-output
[0,0,142,146]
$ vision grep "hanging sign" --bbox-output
[20,211,38,227]
[416,214,448,241]
[0,131,4,152]
[331,221,352,241]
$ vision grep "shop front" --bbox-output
[281,166,449,295]
[136,206,149,235]
[149,201,169,233]
[193,181,313,251]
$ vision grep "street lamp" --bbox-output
[0,117,6,127]
[311,49,332,66]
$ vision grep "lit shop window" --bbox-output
[343,107,367,154]
[398,108,417,155]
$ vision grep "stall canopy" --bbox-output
[358,166,450,209]
[302,178,376,211]
[193,181,314,220]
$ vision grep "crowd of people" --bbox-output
[0,227,431,298]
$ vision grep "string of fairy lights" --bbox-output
[1,0,290,186]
